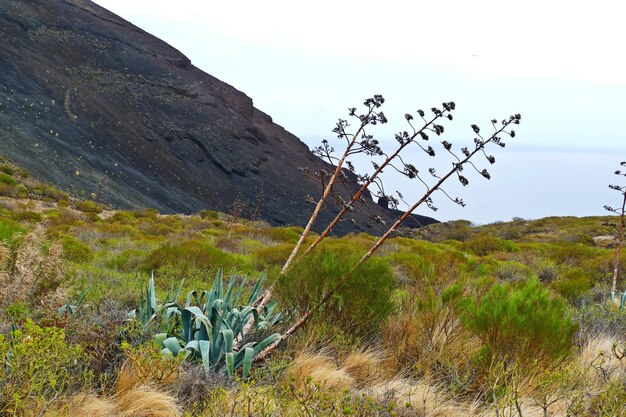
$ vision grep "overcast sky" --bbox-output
[93,0,626,224]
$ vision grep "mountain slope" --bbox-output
[0,0,437,233]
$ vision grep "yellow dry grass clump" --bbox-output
[341,350,386,386]
[51,365,181,417]
[287,350,355,390]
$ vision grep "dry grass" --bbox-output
[65,392,119,417]
[116,385,181,417]
[341,350,386,386]
[115,362,147,395]
[0,224,66,308]
[579,334,626,386]
[287,351,355,390]
[369,377,484,417]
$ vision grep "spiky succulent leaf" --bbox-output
[163,337,182,357]
[241,347,254,380]
[253,333,281,354]
[225,352,234,378]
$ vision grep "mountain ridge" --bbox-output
[0,0,438,233]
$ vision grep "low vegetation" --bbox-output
[0,184,625,415]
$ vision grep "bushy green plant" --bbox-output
[74,199,102,213]
[130,271,281,379]
[0,164,15,175]
[140,241,254,274]
[0,172,17,186]
[460,278,577,367]
[254,243,294,267]
[463,235,519,256]
[494,260,534,282]
[259,226,303,244]
[0,320,89,415]
[11,211,42,222]
[551,267,593,301]
[0,217,22,243]
[276,246,394,336]
[60,235,93,262]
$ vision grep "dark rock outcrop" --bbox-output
[0,0,437,234]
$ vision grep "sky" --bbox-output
[93,0,626,224]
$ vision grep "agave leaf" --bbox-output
[154,332,168,346]
[225,309,242,334]
[185,306,204,316]
[207,270,222,309]
[163,337,182,357]
[210,330,224,364]
[225,352,234,378]
[195,315,211,341]
[247,275,265,305]
[57,304,73,314]
[211,298,225,314]
[185,290,198,308]
[181,308,193,342]
[199,340,211,371]
[253,333,280,354]
[72,288,90,311]
[184,340,200,361]
[164,306,181,321]
[149,272,157,312]
[222,329,234,353]
[233,275,248,305]
[198,290,210,310]
[172,279,185,303]
[241,347,254,380]
[233,342,255,368]
[164,281,174,305]
[223,273,237,308]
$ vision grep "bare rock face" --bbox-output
[0,0,437,234]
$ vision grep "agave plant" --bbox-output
[131,271,281,379]
[57,288,91,315]
[128,272,184,332]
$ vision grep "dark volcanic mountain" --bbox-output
[0,0,437,233]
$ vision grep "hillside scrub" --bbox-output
[0,202,625,414]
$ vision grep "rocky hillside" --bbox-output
[0,0,436,233]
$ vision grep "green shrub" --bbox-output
[551,267,593,301]
[0,320,89,415]
[460,278,576,367]
[199,210,219,219]
[74,200,102,213]
[276,247,394,336]
[60,235,93,262]
[254,243,294,267]
[494,260,534,282]
[140,241,253,274]
[0,217,22,243]
[15,184,28,198]
[0,164,14,175]
[0,172,17,186]
[0,183,16,197]
[56,199,70,208]
[260,226,303,244]
[463,235,519,256]
[12,211,42,222]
